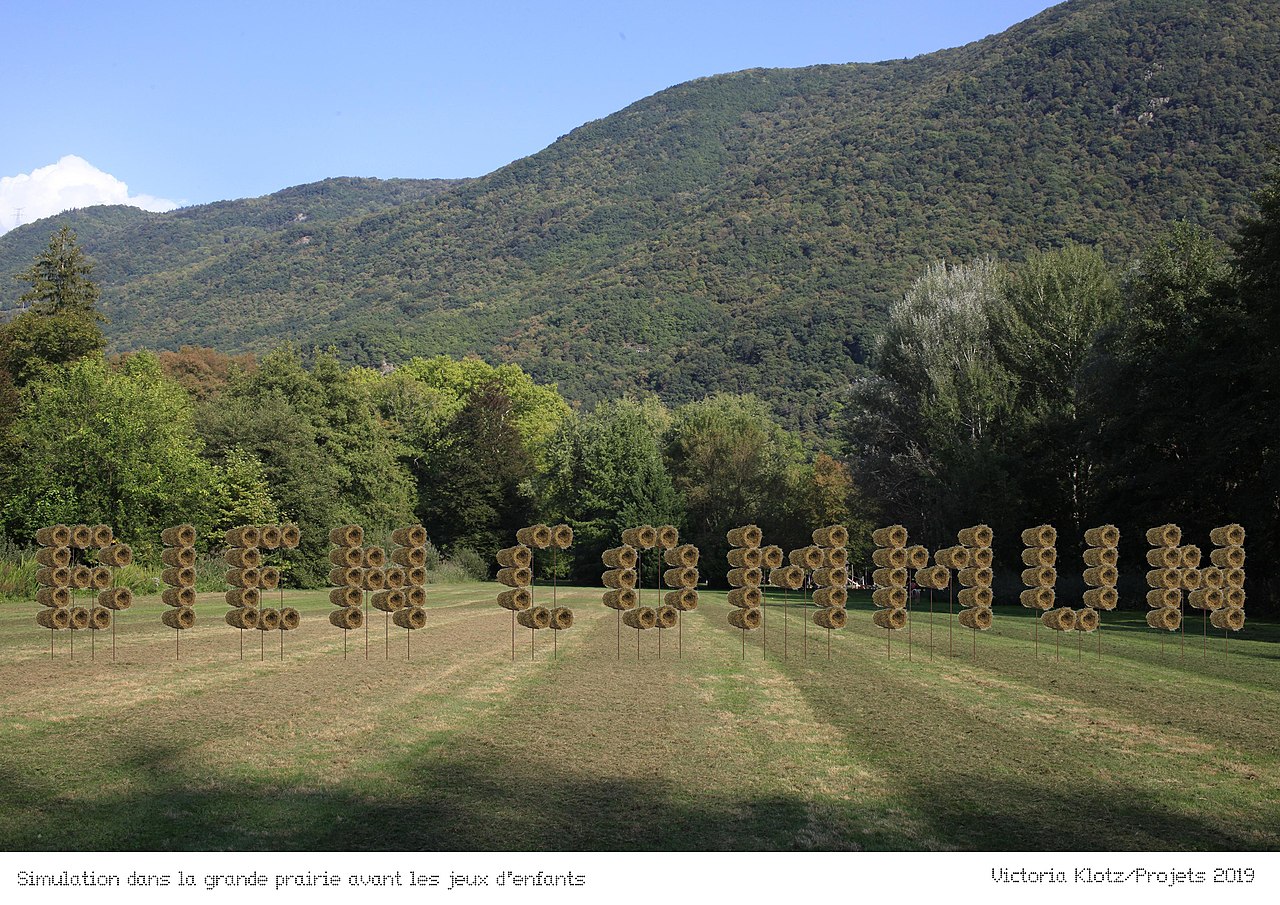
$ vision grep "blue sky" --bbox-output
[2,0,1055,225]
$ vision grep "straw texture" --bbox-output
[1021,525,1056,547]
[871,525,907,548]
[1020,588,1055,610]
[227,607,260,630]
[1082,587,1118,610]
[812,525,849,548]
[602,546,639,569]
[727,567,763,587]
[727,607,762,631]
[666,589,699,611]
[663,566,699,589]
[1210,606,1246,631]
[726,525,763,548]
[392,525,429,547]
[1209,524,1245,547]
[621,525,657,549]
[813,607,848,629]
[1146,606,1181,631]
[813,587,848,608]
[957,525,993,548]
[958,606,993,630]
[664,544,700,567]
[329,607,363,630]
[329,525,363,547]
[1041,607,1076,631]
[602,589,638,611]
[727,586,763,608]
[1084,525,1120,548]
[497,566,533,588]
[623,607,658,630]
[161,607,195,630]
[872,607,907,630]
[655,525,679,549]
[602,568,638,589]
[1145,524,1181,547]
[394,606,428,630]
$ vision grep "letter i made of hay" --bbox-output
[1078,523,1119,659]
[36,523,132,662]
[1144,523,1188,654]
[871,524,909,660]
[727,525,763,661]
[161,524,198,659]
[387,524,429,660]
[809,525,849,660]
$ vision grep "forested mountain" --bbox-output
[2,0,1277,434]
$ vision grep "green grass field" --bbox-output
[1,585,1277,851]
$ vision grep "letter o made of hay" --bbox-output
[225,547,262,569]
[372,589,407,612]
[362,546,388,569]
[872,547,907,569]
[224,525,260,548]
[958,525,994,548]
[497,545,532,569]
[935,546,971,569]
[548,606,575,630]
[256,608,282,631]
[517,524,554,549]
[161,524,197,547]
[36,547,71,568]
[161,607,195,631]
[762,546,784,569]
[330,586,362,607]
[1041,607,1076,632]
[259,566,281,590]
[226,607,260,630]
[871,525,907,548]
[1210,606,1246,632]
[1082,587,1118,611]
[361,568,387,591]
[727,607,762,631]
[1021,587,1055,610]
[872,587,908,609]
[1145,524,1181,547]
[97,587,133,611]
[89,524,114,548]
[725,525,763,549]
[1022,566,1056,588]
[1210,546,1245,569]
[603,588,638,611]
[958,566,993,588]
[329,525,363,547]
[904,545,929,570]
[1075,608,1100,633]
[36,586,70,608]
[393,606,428,630]
[813,606,847,629]
[1146,606,1181,631]
[330,546,363,567]
[872,567,907,588]
[812,524,850,548]
[872,607,907,631]
[603,546,638,569]
[329,606,363,630]
[1141,588,1175,610]
[957,606,993,631]
[664,544,699,568]
[728,586,763,609]
[37,607,71,630]
[603,568,637,590]
[655,525,678,549]
[162,586,196,608]
[70,565,92,589]
[813,586,848,608]
[1210,524,1246,547]
[666,589,699,611]
[653,605,677,630]
[1084,524,1120,548]
[258,524,283,549]
[1022,547,1057,567]
[227,587,261,608]
[1146,568,1180,590]
[407,586,427,608]
[36,525,72,547]
[383,566,406,589]
[280,524,301,549]
[727,547,764,569]
[1084,565,1118,587]
[70,524,93,549]
[1083,547,1117,568]
[1021,524,1057,547]
[497,566,533,588]
[1188,588,1223,611]
[391,546,428,568]
[663,566,699,589]
[1146,547,1181,568]
[232,567,264,588]
[622,606,658,630]
[917,565,951,590]
[727,567,762,588]
[518,606,552,630]
[90,566,113,589]
[769,565,804,590]
[161,546,196,568]
[958,587,993,608]
[392,524,428,547]
[279,607,301,630]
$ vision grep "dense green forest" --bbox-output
[0,0,1275,437]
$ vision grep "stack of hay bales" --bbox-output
[498,541,535,614]
[600,542,639,615]
[660,527,699,619]
[257,523,301,630]
[387,524,428,632]
[326,524,365,632]
[871,524,909,631]
[1018,525,1056,617]
[34,525,74,633]
[1145,523,1184,632]
[160,524,197,631]
[546,523,575,632]
[1080,524,1120,635]
[507,524,552,630]
[1207,524,1246,633]
[224,525,265,630]
[810,525,849,630]
[86,527,132,632]
[618,525,659,631]
[726,525,764,631]
[955,524,994,631]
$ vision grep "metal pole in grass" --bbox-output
[385,612,389,660]
[512,610,516,660]
[1180,596,1185,659]
[344,627,348,660]
[240,627,244,660]
[782,587,788,660]
[552,546,559,660]
[741,625,745,660]
[1203,610,1207,659]
[803,573,808,658]
[531,626,535,661]
[281,586,285,660]
[406,625,410,661]
[364,588,368,660]
[827,626,831,660]
[948,573,953,656]
[762,586,767,659]
[907,590,912,662]
[929,588,934,660]
[616,609,620,660]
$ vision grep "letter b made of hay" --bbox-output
[35,523,132,638]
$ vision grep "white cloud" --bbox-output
[0,155,179,235]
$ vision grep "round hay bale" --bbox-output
[547,606,575,630]
[259,566,281,590]
[36,567,71,589]
[280,524,302,549]
[727,547,764,569]
[935,546,971,569]
[623,606,658,630]
[1020,587,1055,610]
[1188,588,1223,611]
[1082,546,1117,568]
[161,524,197,547]
[653,605,677,630]
[603,588,638,611]
[70,524,93,549]
[161,607,194,631]
[769,565,805,590]
[230,567,263,588]
[1177,545,1202,568]
[1146,568,1180,590]
[68,606,90,630]
[89,524,114,548]
[329,525,363,547]
[161,546,196,568]
[36,547,71,568]
[37,586,71,608]
[970,547,994,569]
[1146,606,1181,631]
[87,606,112,631]
[958,524,994,548]
[383,566,406,589]
[905,545,930,570]
[812,525,849,548]
[727,586,763,608]
[1075,607,1100,633]
[1225,587,1245,609]
[225,525,261,548]
[330,546,363,567]
[255,608,281,631]
[407,566,427,587]
[393,606,428,630]
[958,587,994,608]
[372,589,407,612]
[518,606,552,630]
[330,586,362,607]
[1209,546,1245,569]
[872,547,907,569]
[917,565,951,590]
[1198,565,1224,589]
[259,524,283,550]
[871,525,907,548]
[813,606,848,629]
[517,524,554,549]
[329,606,363,630]
[90,566,113,589]
[1084,565,1118,587]
[1146,547,1181,568]
[497,545,532,569]
[162,586,196,608]
[1022,546,1057,567]
[1020,566,1056,588]
[789,546,825,570]
[1145,524,1181,547]
[872,587,908,609]
[226,607,260,630]
[813,586,848,608]
[392,524,428,547]
[36,525,72,547]
[1180,568,1202,590]
[70,565,92,589]
[1021,525,1057,547]
[1082,587,1118,611]
[404,586,426,608]
[872,607,907,630]
[727,567,763,588]
[602,545,639,569]
[727,607,762,631]
[664,544,700,568]
[958,606,993,630]
[1084,524,1120,548]
[725,525,763,549]
[279,607,301,630]
[226,587,261,608]
[37,607,71,630]
[97,587,133,611]
[1040,607,1076,632]
[225,547,262,568]
[663,566,699,589]
[361,568,387,591]
[326,566,359,590]
[497,566,533,588]
[363,546,387,569]
[957,566,993,588]
[1146,588,1181,608]
[666,588,699,612]
[1223,568,1245,590]
[1209,524,1245,547]
[762,546,785,569]
[602,568,637,590]
[99,543,132,567]
[813,567,848,588]
[391,546,428,568]
[1210,606,1245,632]
[872,566,908,588]
[655,525,678,549]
